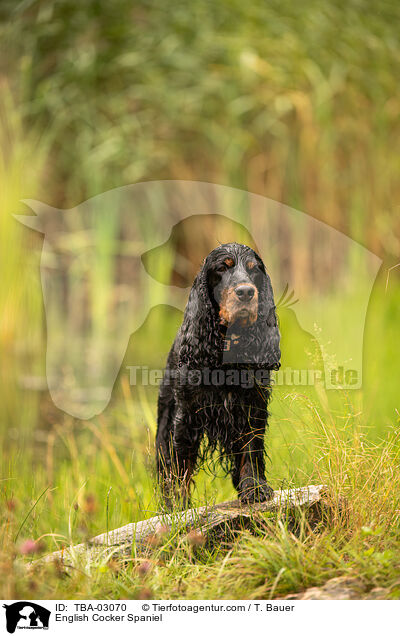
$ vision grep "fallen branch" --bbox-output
[36,484,327,568]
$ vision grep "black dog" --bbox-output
[156,243,281,506]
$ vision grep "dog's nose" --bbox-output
[235,285,255,301]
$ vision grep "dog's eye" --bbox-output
[216,257,234,274]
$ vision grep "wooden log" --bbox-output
[35,484,327,568]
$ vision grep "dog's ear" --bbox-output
[183,261,213,317]
[195,255,220,316]
[257,264,281,370]
[178,261,221,366]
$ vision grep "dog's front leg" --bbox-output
[162,407,200,508]
[232,417,274,503]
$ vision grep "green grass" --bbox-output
[2,377,400,600]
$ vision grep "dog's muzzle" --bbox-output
[219,284,258,326]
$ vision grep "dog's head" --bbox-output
[195,243,280,368]
[203,243,267,327]
[181,243,280,369]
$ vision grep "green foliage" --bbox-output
[0,0,399,252]
[0,0,399,600]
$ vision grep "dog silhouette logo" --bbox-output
[15,181,381,417]
[3,602,50,633]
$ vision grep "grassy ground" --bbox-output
[2,390,400,600]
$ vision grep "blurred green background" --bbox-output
[0,0,399,556]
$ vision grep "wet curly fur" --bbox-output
[156,243,281,507]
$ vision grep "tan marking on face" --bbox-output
[219,285,258,327]
[224,257,234,268]
[246,260,256,270]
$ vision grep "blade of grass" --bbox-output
[14,486,50,543]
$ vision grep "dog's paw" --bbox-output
[238,478,274,503]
